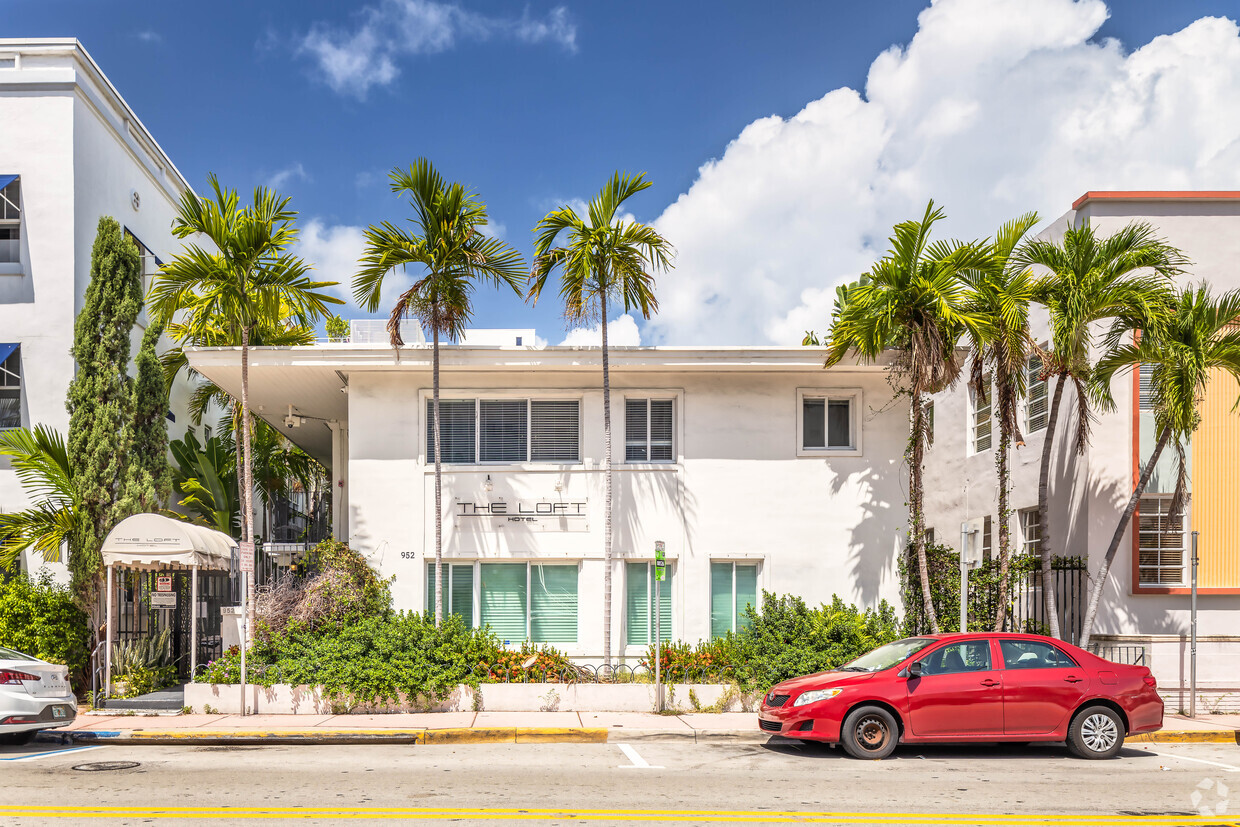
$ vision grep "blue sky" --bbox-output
[8,0,1240,343]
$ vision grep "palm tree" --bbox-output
[527,172,673,666]
[0,426,78,570]
[353,159,525,624]
[1015,223,1184,639]
[150,174,342,629]
[826,201,990,634]
[961,212,1040,630]
[1078,286,1240,648]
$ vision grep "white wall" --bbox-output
[346,363,909,658]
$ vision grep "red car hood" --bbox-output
[771,670,877,695]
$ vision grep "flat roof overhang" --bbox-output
[184,344,895,464]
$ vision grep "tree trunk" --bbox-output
[432,320,443,626]
[240,326,255,640]
[600,290,613,668]
[232,402,244,536]
[910,390,939,633]
[1037,373,1067,639]
[1079,426,1172,649]
[993,424,1012,631]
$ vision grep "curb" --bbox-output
[38,727,1235,747]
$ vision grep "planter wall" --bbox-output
[184,682,752,714]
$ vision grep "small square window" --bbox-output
[798,390,859,454]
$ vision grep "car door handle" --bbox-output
[1063,676,1083,683]
[980,679,1000,687]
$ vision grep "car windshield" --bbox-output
[837,638,936,672]
[0,646,36,661]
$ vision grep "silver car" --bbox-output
[0,646,77,745]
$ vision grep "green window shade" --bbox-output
[425,563,435,617]
[481,563,527,642]
[710,562,733,639]
[450,564,474,628]
[625,563,649,646]
[530,565,578,644]
[735,565,758,632]
[655,568,671,643]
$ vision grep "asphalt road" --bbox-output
[2,739,1239,825]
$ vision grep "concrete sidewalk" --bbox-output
[33,710,1240,746]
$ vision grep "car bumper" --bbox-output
[0,692,78,734]
[757,704,843,742]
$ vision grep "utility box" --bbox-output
[220,606,244,651]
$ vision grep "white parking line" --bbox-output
[1143,748,1240,773]
[1,744,105,762]
[616,743,664,769]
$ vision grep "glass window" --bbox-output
[840,638,935,672]
[999,639,1077,669]
[626,398,674,462]
[1020,509,1041,557]
[479,399,527,463]
[925,401,935,446]
[971,374,992,453]
[918,640,992,675]
[426,399,476,464]
[530,400,580,462]
[982,515,993,564]
[531,564,578,644]
[480,562,579,645]
[802,395,855,450]
[480,563,527,642]
[710,561,758,639]
[625,561,672,646]
[1026,355,1048,432]
[1138,496,1186,585]
[0,345,19,430]
[0,177,20,264]
[425,562,474,627]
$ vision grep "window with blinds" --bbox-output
[425,562,474,627]
[1026,355,1048,432]
[710,562,758,639]
[480,563,527,642]
[1138,496,1185,585]
[625,561,672,646]
[971,374,993,453]
[1139,364,1156,410]
[626,399,674,462]
[530,564,578,644]
[428,398,580,464]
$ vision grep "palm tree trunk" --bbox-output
[231,402,244,537]
[1079,426,1172,649]
[240,326,255,641]
[600,290,613,668]
[994,423,1012,631]
[910,391,939,633]
[1037,374,1066,639]
[432,320,443,626]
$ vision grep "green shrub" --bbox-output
[115,664,177,699]
[0,573,91,686]
[254,539,392,641]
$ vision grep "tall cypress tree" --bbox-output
[67,217,142,610]
[118,321,173,518]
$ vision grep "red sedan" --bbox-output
[757,633,1162,760]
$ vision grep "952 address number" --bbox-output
[401,552,418,559]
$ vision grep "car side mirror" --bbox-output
[907,661,923,678]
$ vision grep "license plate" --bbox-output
[52,706,67,719]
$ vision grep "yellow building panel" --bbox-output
[1191,366,1240,588]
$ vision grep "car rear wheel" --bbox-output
[841,706,898,760]
[0,730,38,746]
[1067,705,1124,759]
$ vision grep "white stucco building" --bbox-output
[0,39,197,569]
[187,340,909,659]
[924,191,1240,703]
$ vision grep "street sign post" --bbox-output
[238,541,254,718]
[654,541,665,712]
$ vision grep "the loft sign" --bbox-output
[454,498,589,532]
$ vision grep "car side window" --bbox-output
[918,641,991,676]
[999,640,1078,669]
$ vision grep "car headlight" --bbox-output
[792,688,843,707]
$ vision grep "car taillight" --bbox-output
[0,670,40,684]
[1143,675,1157,688]
[0,716,38,725]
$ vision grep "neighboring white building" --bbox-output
[0,39,198,570]
[924,191,1240,704]
[187,339,909,659]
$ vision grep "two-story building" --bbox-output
[186,336,909,658]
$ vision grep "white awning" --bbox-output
[100,513,236,571]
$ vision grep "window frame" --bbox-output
[1025,354,1049,433]
[1137,494,1187,587]
[0,344,21,431]
[796,388,863,457]
[969,373,993,454]
[624,396,677,464]
[1019,508,1041,558]
[423,393,584,467]
[0,176,21,269]
[624,560,674,646]
[709,559,762,638]
[469,560,581,645]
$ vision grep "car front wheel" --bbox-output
[840,705,899,760]
[1067,705,1125,759]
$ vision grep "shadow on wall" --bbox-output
[839,458,899,611]
[612,467,698,561]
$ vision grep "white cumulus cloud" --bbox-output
[265,162,311,190]
[645,0,1240,345]
[299,0,577,98]
[559,315,642,347]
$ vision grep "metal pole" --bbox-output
[240,570,247,717]
[959,523,969,633]
[654,572,662,713]
[1190,530,1199,719]
[190,565,199,680]
[104,564,114,701]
